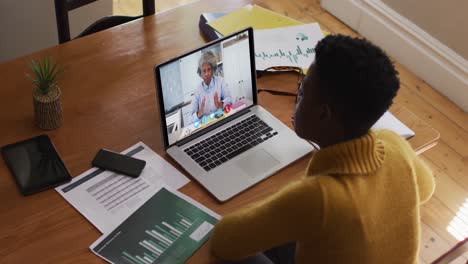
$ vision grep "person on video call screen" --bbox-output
[191,50,232,123]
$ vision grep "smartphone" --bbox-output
[92,149,146,177]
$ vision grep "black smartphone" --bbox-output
[92,149,146,177]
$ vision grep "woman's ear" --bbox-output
[319,104,332,121]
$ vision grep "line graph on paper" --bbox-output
[255,46,315,65]
[254,23,324,71]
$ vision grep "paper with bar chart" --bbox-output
[91,186,220,264]
[56,142,189,234]
[254,23,324,71]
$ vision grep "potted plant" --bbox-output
[26,56,64,130]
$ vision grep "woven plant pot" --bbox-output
[33,85,63,130]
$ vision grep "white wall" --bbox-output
[382,0,468,60]
[222,38,253,104]
[0,0,112,63]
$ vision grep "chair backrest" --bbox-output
[431,238,468,264]
[54,0,155,44]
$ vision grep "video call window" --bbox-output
[160,33,253,145]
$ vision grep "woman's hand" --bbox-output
[213,92,223,109]
[197,97,206,118]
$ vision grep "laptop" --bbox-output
[154,28,313,201]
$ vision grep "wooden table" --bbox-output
[0,0,439,263]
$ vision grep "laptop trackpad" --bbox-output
[237,149,279,178]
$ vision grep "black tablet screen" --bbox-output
[1,135,72,195]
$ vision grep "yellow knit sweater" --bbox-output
[211,130,435,264]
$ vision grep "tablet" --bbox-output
[1,134,72,196]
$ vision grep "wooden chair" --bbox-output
[431,238,468,264]
[54,0,155,44]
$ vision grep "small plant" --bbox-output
[26,56,64,95]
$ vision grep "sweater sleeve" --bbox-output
[413,156,435,204]
[210,178,323,261]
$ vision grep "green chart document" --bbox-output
[91,186,220,264]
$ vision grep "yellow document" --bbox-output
[207,4,303,36]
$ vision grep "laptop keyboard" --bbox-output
[184,115,278,172]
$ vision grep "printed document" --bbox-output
[91,185,219,264]
[56,142,190,234]
[254,23,324,71]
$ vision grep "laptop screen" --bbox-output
[156,29,255,147]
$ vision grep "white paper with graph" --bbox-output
[254,23,324,71]
[55,142,190,234]
[90,185,220,264]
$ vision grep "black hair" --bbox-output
[314,34,399,135]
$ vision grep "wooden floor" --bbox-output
[114,1,468,263]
